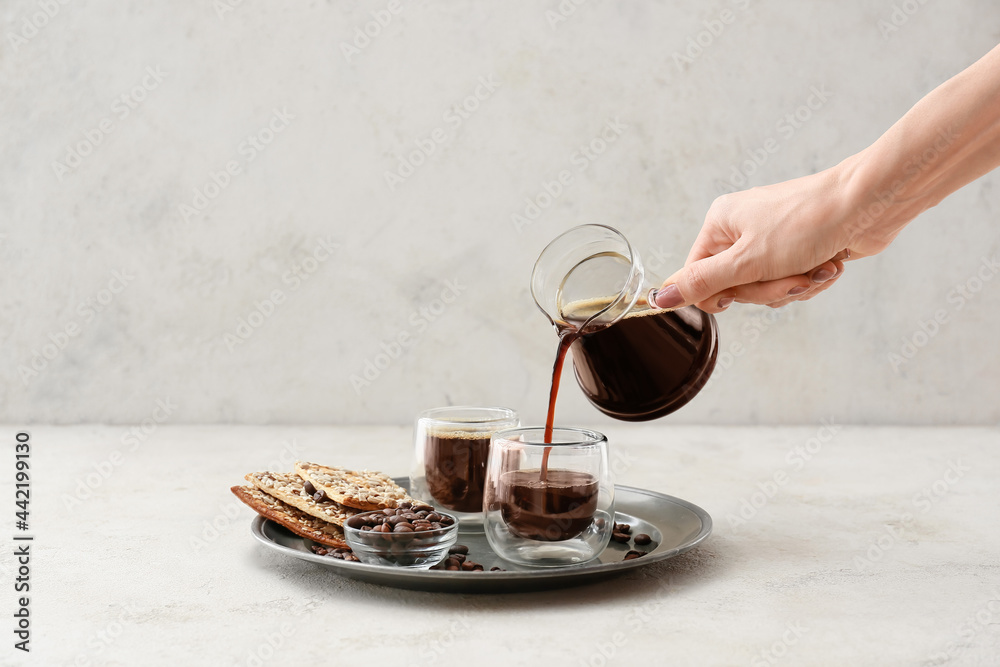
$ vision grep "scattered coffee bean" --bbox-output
[310,545,360,562]
[611,532,630,543]
[614,522,632,535]
[634,533,652,545]
[429,550,492,573]
[623,550,647,561]
[449,545,470,555]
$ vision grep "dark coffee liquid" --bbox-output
[498,469,598,541]
[562,298,717,421]
[424,432,491,512]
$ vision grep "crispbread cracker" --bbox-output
[230,485,348,548]
[245,471,358,526]
[295,461,413,511]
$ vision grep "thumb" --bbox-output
[652,251,744,309]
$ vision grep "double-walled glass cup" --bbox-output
[409,407,519,531]
[484,427,614,567]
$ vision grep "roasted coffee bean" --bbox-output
[303,480,317,495]
[490,567,503,572]
[387,515,406,526]
[471,564,484,571]
[446,564,460,571]
[312,490,326,502]
[426,512,442,522]
[634,533,652,545]
[614,523,631,534]
[346,515,366,529]
[394,525,413,533]
[449,544,469,555]
[461,561,476,571]
[611,532,630,543]
[383,508,396,516]
[623,550,647,561]
[398,501,412,509]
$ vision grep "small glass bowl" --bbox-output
[344,509,459,569]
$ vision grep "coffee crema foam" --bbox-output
[560,295,659,328]
[425,430,496,440]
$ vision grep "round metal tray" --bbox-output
[250,480,712,593]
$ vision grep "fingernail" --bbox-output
[717,297,734,309]
[787,286,808,296]
[811,269,834,284]
[652,284,683,309]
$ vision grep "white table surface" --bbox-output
[3,424,999,666]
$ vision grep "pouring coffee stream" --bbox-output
[540,331,577,481]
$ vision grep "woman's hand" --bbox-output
[653,162,904,313]
[653,43,1000,314]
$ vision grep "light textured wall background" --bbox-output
[1,1,998,426]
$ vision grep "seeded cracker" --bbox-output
[294,461,413,511]
[230,485,348,548]
[244,471,358,526]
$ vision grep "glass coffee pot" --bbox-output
[530,224,719,421]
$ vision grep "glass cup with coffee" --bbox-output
[484,427,614,567]
[409,406,519,531]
